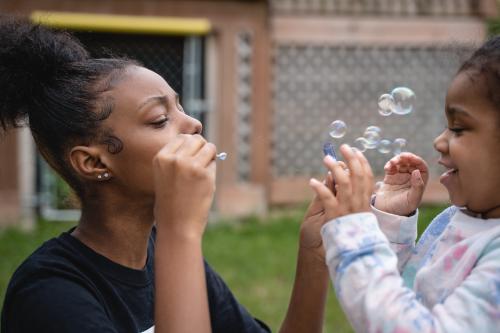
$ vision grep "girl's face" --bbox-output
[434,70,500,217]
[100,65,202,199]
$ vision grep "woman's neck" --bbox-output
[72,198,155,270]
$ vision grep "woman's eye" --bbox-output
[151,117,169,128]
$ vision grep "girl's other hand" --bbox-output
[152,134,217,240]
[309,145,374,222]
[375,153,428,216]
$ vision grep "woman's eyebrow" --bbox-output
[137,95,169,112]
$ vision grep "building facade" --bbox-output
[0,0,496,226]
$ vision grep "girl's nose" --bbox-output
[433,129,448,154]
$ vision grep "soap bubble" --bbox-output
[329,120,347,138]
[392,138,407,155]
[353,137,368,152]
[363,126,381,149]
[216,152,228,160]
[391,87,416,115]
[377,139,392,154]
[365,126,381,134]
[378,94,395,116]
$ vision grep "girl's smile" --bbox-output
[434,70,500,218]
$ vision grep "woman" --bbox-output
[0,17,329,333]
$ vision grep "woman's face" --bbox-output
[434,70,500,217]
[101,65,202,199]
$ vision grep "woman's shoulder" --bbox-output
[5,230,87,292]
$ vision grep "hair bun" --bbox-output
[0,16,89,130]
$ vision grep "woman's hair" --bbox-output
[458,35,500,109]
[0,16,137,198]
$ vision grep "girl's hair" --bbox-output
[0,16,137,198]
[458,36,500,108]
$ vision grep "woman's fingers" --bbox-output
[309,178,338,219]
[195,141,217,167]
[176,134,207,157]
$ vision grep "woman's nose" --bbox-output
[183,113,203,135]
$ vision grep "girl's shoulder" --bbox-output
[414,206,458,251]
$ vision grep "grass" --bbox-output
[0,204,447,332]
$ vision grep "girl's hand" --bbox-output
[374,153,428,216]
[309,145,374,222]
[152,134,217,240]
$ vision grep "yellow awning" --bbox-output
[30,11,211,36]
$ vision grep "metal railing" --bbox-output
[271,0,481,16]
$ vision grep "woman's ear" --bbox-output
[69,146,111,181]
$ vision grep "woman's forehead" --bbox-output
[111,67,174,105]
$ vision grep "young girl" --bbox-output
[0,17,330,333]
[310,37,500,332]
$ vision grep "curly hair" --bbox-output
[0,16,137,198]
[458,36,500,109]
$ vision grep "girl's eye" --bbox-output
[448,127,464,134]
[151,117,169,128]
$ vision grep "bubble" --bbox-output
[353,137,368,152]
[378,94,395,116]
[377,139,392,154]
[392,138,407,155]
[216,152,228,160]
[363,126,381,149]
[391,87,416,115]
[365,126,381,134]
[329,120,347,138]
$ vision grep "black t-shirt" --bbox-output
[1,228,271,333]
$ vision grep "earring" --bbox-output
[97,172,110,180]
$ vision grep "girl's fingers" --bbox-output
[339,145,365,197]
[402,153,429,176]
[324,155,352,203]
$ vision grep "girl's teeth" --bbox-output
[443,168,457,176]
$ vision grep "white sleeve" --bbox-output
[321,212,500,333]
[371,205,418,271]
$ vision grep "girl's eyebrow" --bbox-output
[446,106,472,119]
[137,95,169,112]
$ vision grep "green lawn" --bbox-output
[0,205,446,332]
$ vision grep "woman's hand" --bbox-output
[374,153,428,216]
[309,145,374,222]
[300,172,335,266]
[152,134,216,240]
